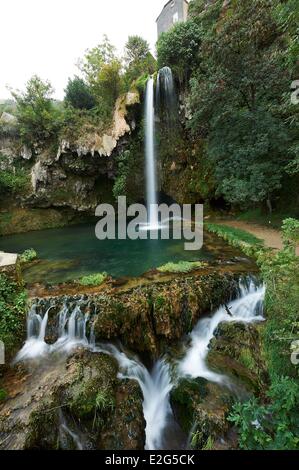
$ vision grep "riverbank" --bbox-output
[211,219,299,256]
[206,219,299,450]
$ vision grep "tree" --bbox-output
[186,0,297,209]
[156,21,202,83]
[125,36,151,65]
[79,36,123,113]
[64,77,96,110]
[124,36,156,86]
[207,108,290,209]
[12,75,61,146]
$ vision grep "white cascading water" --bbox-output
[179,280,265,382]
[156,66,177,126]
[94,344,174,450]
[59,410,83,451]
[145,77,159,229]
[15,302,89,362]
[15,279,265,450]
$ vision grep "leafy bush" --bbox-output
[0,274,27,356]
[64,76,96,110]
[157,21,202,83]
[12,75,62,146]
[157,261,205,273]
[229,377,299,450]
[76,273,108,287]
[124,36,156,87]
[20,248,37,263]
[0,168,29,195]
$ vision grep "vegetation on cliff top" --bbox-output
[1,34,155,153]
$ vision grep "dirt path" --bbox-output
[215,220,299,256]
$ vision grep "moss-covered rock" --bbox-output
[0,350,145,450]
[92,272,239,357]
[171,377,234,450]
[207,322,268,393]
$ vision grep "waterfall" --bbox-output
[145,77,159,229]
[156,66,177,128]
[93,344,176,450]
[15,277,265,450]
[179,280,265,381]
[59,410,83,451]
[15,302,90,362]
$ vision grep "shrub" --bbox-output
[0,274,27,356]
[76,273,108,287]
[64,76,96,110]
[0,166,29,196]
[229,377,299,450]
[157,261,205,273]
[20,248,37,263]
[12,75,62,146]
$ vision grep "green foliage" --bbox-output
[76,272,108,287]
[169,0,299,210]
[229,376,299,450]
[281,218,299,250]
[206,223,264,247]
[157,261,205,273]
[212,218,299,450]
[64,76,96,110]
[79,36,123,115]
[157,21,202,83]
[70,378,115,424]
[0,166,29,195]
[12,75,62,146]
[20,248,37,263]
[113,150,132,200]
[207,109,290,207]
[124,36,156,86]
[0,274,27,355]
[0,389,7,402]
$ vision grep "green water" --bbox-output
[0,224,242,284]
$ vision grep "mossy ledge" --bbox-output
[30,272,245,358]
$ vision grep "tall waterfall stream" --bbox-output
[15,278,265,450]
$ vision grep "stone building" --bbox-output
[156,0,189,37]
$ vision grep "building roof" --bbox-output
[156,0,189,22]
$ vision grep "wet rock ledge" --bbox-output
[32,271,245,357]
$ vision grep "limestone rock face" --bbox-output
[31,161,49,193]
[56,91,139,159]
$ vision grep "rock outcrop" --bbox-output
[0,351,145,450]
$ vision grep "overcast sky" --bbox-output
[0,0,169,100]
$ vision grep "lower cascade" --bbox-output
[15,277,265,450]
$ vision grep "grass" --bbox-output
[157,261,206,274]
[76,272,108,287]
[207,223,263,247]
